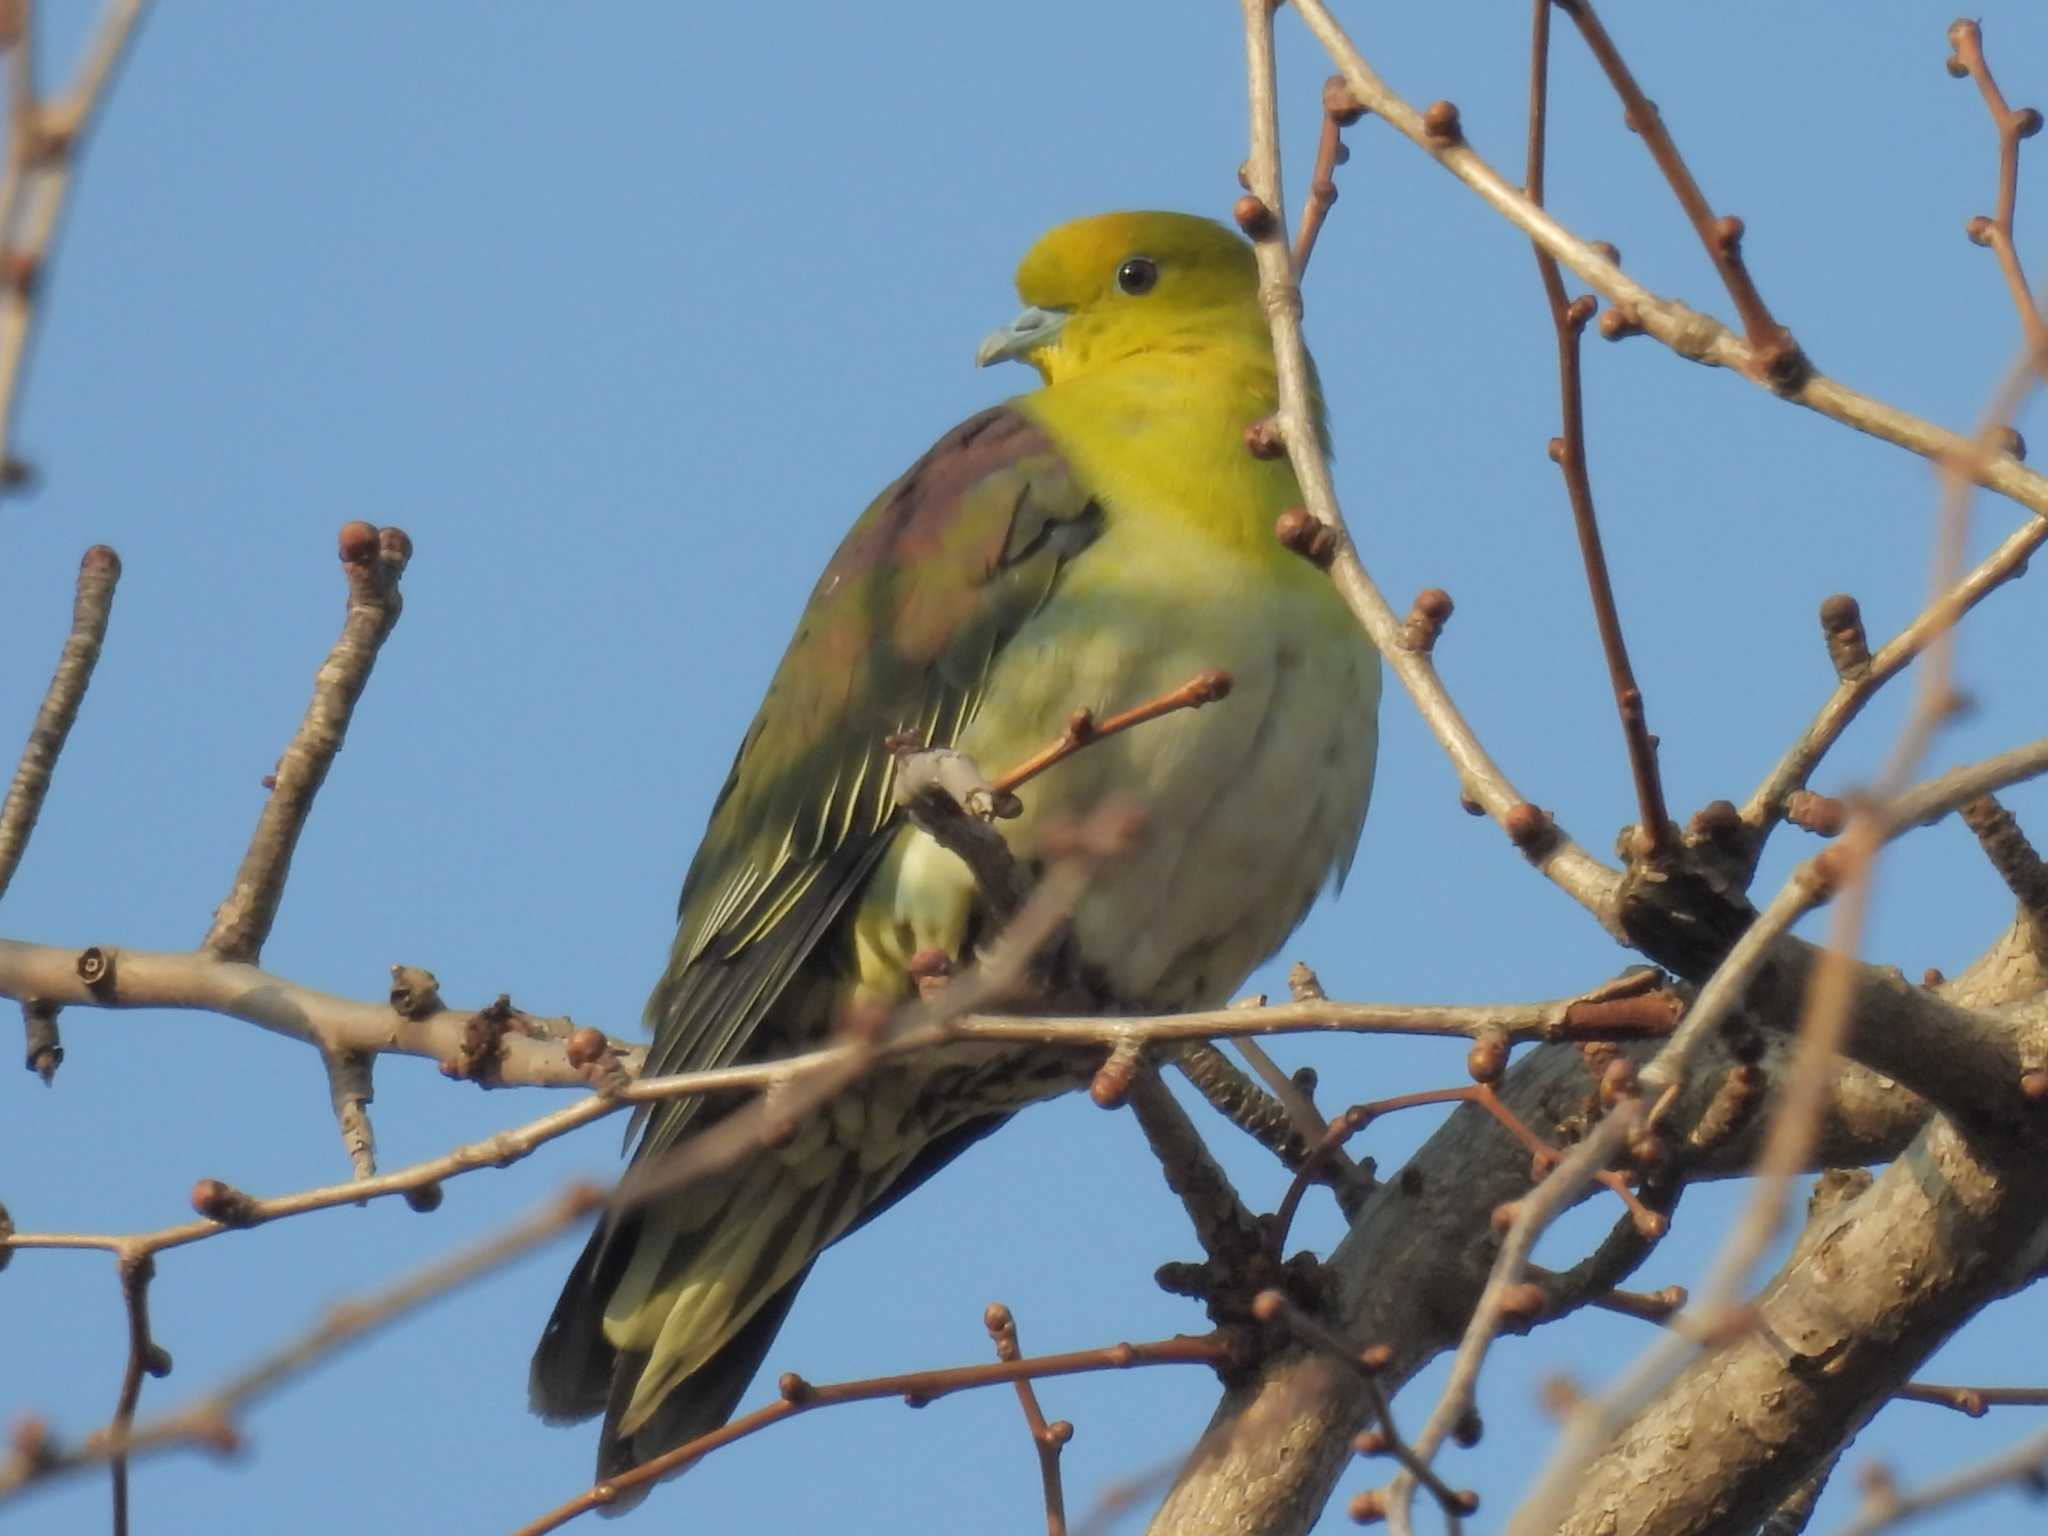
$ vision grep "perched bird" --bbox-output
[531,210,1380,1496]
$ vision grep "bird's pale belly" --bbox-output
[859,562,1381,1012]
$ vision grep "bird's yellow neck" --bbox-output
[1016,339,1322,557]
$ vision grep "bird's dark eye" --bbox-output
[1115,256,1159,296]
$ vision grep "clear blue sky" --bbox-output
[5,3,2045,1531]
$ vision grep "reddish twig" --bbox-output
[515,1331,1234,1535]
[1294,76,1363,275]
[989,668,1233,799]
[1897,1382,2048,1417]
[107,1254,167,1536]
[1266,1071,1667,1262]
[1947,19,2048,378]
[0,545,120,905]
[985,1305,1072,1536]
[202,523,412,964]
[1552,0,1802,387]
[1525,0,1671,863]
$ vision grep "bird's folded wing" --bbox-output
[629,405,1103,1160]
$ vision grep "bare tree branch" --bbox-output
[0,0,152,488]
[0,544,118,904]
[1285,0,2048,522]
[202,523,412,964]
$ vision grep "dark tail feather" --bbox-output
[591,1262,815,1514]
[531,1112,1017,1514]
[530,1211,639,1425]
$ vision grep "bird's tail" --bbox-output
[530,1134,872,1513]
[530,1107,1021,1512]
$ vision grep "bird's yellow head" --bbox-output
[976,211,1269,385]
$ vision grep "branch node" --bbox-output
[1232,194,1278,241]
[1287,961,1326,1002]
[75,945,115,992]
[388,964,443,1020]
[442,994,515,1085]
[1089,1039,1144,1109]
[1322,74,1366,126]
[1595,304,1644,341]
[1504,801,1557,855]
[1465,1029,1509,1085]
[1274,506,1338,568]
[1422,99,1462,142]
[190,1178,259,1227]
[1785,789,1847,838]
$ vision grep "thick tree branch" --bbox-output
[1536,1110,2048,1536]
[0,938,641,1086]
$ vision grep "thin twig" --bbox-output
[1552,0,1801,385]
[107,1253,165,1536]
[320,1049,376,1179]
[0,1185,602,1504]
[1525,0,1670,862]
[1281,0,2048,523]
[202,524,412,963]
[0,545,119,903]
[1292,77,1360,276]
[1831,1425,2048,1536]
[989,668,1232,798]
[0,0,152,487]
[1947,19,2048,379]
[1741,513,2044,844]
[1238,0,1623,925]
[986,1304,1071,1536]
[514,1331,1234,1535]
[1897,1382,2048,1415]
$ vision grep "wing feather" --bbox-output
[630,407,1101,1159]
